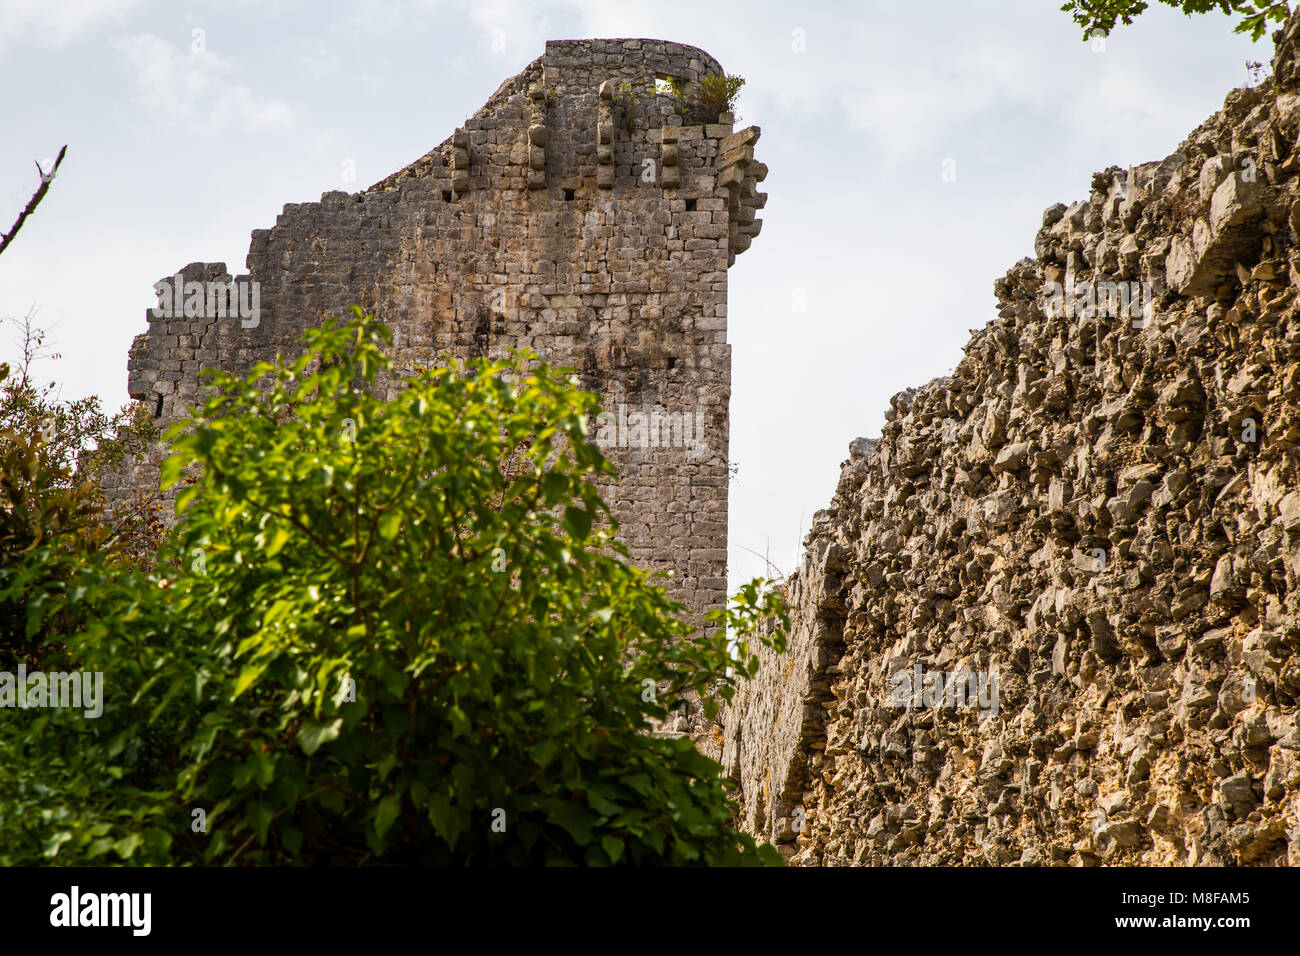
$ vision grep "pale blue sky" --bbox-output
[0,0,1269,589]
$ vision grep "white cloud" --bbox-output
[462,0,559,62]
[0,0,141,55]
[115,33,294,133]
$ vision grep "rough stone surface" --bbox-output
[104,39,767,644]
[723,16,1300,866]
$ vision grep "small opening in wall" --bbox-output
[563,188,576,201]
[442,190,453,202]
[655,75,676,96]
[685,198,697,212]
[153,394,164,418]
[667,357,677,370]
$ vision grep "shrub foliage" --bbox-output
[0,308,786,865]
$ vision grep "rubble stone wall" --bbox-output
[723,17,1300,866]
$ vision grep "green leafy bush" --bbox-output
[0,315,162,579]
[698,73,746,120]
[0,308,786,866]
[0,360,108,671]
[0,325,157,670]
[668,73,746,125]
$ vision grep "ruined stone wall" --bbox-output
[723,18,1300,865]
[102,39,767,632]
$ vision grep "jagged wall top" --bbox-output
[720,12,1300,866]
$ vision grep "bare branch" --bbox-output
[0,145,67,258]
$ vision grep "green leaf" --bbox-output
[250,803,272,845]
[160,453,184,489]
[113,833,142,860]
[541,471,568,504]
[263,524,291,557]
[601,834,624,864]
[563,506,591,539]
[426,793,464,845]
[175,484,200,513]
[233,663,266,698]
[296,718,342,756]
[531,740,558,769]
[378,510,403,541]
[42,832,71,859]
[374,795,401,838]
[251,749,275,788]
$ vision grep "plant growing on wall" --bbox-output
[613,80,641,133]
[666,73,746,125]
[698,73,745,119]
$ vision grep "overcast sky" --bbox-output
[0,0,1269,590]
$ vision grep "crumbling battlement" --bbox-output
[104,39,767,646]
[722,15,1300,865]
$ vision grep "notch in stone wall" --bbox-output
[528,84,547,190]
[597,80,614,190]
[451,127,470,195]
[661,126,680,189]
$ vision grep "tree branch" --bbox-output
[0,145,67,258]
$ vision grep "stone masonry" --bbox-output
[722,15,1300,865]
[102,39,767,637]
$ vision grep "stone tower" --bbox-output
[104,39,768,630]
